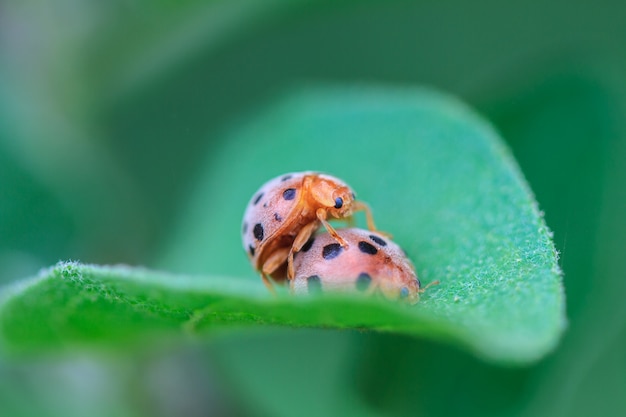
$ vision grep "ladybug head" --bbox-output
[376,266,421,304]
[328,186,356,218]
[308,175,356,218]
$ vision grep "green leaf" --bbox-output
[0,87,564,364]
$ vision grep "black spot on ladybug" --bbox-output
[253,192,264,205]
[283,188,296,200]
[307,275,322,292]
[322,243,343,260]
[334,197,343,209]
[274,213,282,222]
[242,223,248,234]
[248,245,255,256]
[301,237,315,252]
[369,235,387,246]
[400,287,409,298]
[281,174,293,182]
[253,223,264,241]
[356,273,372,291]
[358,241,378,255]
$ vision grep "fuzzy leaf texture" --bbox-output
[0,87,565,364]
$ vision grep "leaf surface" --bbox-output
[0,87,565,363]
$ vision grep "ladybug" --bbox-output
[290,228,435,304]
[242,172,378,289]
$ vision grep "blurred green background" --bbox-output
[1,1,625,416]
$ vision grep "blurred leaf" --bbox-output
[89,0,309,96]
[0,7,154,268]
[1,88,563,364]
[208,329,381,417]
[483,70,626,417]
[0,148,76,284]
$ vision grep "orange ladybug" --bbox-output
[290,228,435,304]
[242,172,378,290]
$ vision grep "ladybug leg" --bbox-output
[365,279,380,296]
[287,221,320,279]
[351,201,393,238]
[260,247,291,292]
[316,208,349,247]
[260,274,276,294]
[418,280,440,293]
[351,201,377,230]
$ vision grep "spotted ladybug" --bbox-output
[242,172,378,289]
[290,228,435,304]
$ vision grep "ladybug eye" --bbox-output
[334,197,343,209]
[400,287,409,299]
